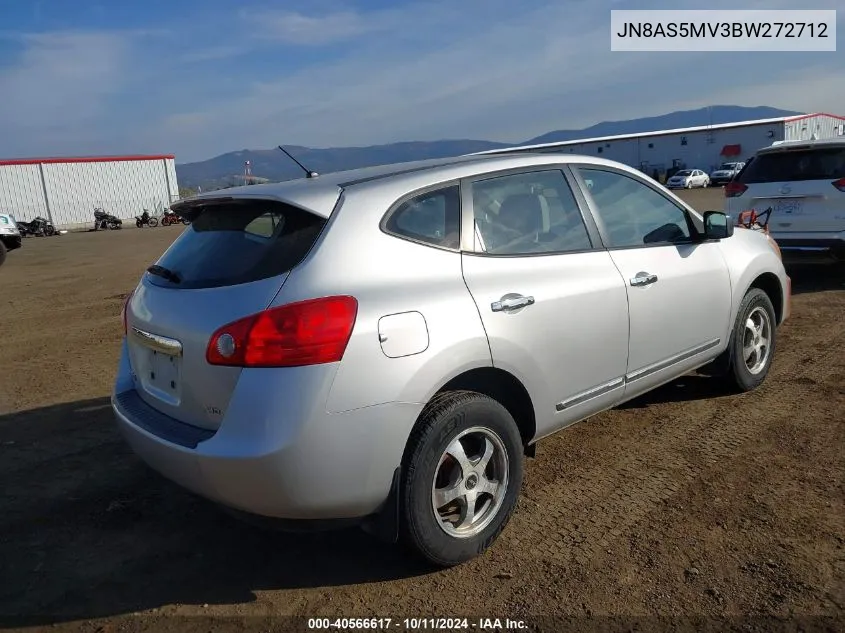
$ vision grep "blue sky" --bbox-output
[0,0,842,163]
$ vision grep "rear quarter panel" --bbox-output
[269,187,493,414]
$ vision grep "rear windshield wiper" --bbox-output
[146,264,181,284]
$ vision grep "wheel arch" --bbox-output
[427,367,537,454]
[367,367,536,545]
[748,271,784,325]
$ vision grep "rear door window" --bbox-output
[146,200,326,289]
[738,147,845,183]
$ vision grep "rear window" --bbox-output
[146,200,326,289]
[738,147,845,184]
[383,185,461,249]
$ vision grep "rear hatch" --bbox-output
[124,196,330,430]
[725,143,845,233]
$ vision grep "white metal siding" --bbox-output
[540,123,786,174]
[541,139,640,167]
[784,115,845,141]
[43,159,175,227]
[164,158,180,204]
[0,164,49,223]
[639,123,786,172]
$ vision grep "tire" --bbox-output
[399,390,524,567]
[722,288,777,392]
[0,240,7,267]
[181,217,190,225]
[161,216,171,226]
[149,217,159,227]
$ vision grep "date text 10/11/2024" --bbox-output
[307,617,528,631]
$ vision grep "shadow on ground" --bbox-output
[617,375,739,409]
[786,262,843,295]
[0,398,432,626]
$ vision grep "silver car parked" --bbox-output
[666,169,710,189]
[113,152,790,567]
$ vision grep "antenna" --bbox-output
[277,145,319,178]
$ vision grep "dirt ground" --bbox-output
[1,188,843,632]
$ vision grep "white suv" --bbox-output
[724,139,845,263]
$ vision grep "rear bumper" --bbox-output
[770,232,845,262]
[111,341,422,522]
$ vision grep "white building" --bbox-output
[0,154,179,230]
[479,113,845,179]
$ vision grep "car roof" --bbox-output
[759,138,845,154]
[173,152,646,218]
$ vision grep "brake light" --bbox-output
[724,181,748,198]
[206,296,358,367]
[832,178,845,192]
[121,290,134,335]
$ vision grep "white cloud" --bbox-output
[0,29,167,157]
[179,45,250,63]
[0,0,842,162]
[0,32,128,128]
[242,9,380,45]
[238,3,471,47]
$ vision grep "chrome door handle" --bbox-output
[491,295,535,312]
[630,273,658,287]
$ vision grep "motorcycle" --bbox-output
[135,210,159,228]
[160,209,190,226]
[17,216,56,237]
[93,207,123,230]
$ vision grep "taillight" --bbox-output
[724,181,748,198]
[206,296,358,368]
[121,290,134,335]
[832,178,845,192]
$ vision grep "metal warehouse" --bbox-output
[483,113,845,180]
[0,154,179,230]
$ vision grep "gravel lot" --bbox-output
[1,188,843,632]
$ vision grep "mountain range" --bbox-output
[175,105,801,190]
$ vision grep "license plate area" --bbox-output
[773,198,803,216]
[130,328,183,406]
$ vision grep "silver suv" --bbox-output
[725,138,845,263]
[113,153,790,566]
[709,161,745,186]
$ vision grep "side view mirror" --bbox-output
[703,211,734,240]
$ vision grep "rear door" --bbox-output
[727,143,845,234]
[124,198,329,430]
[459,167,630,439]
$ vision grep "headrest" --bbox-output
[498,194,544,235]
